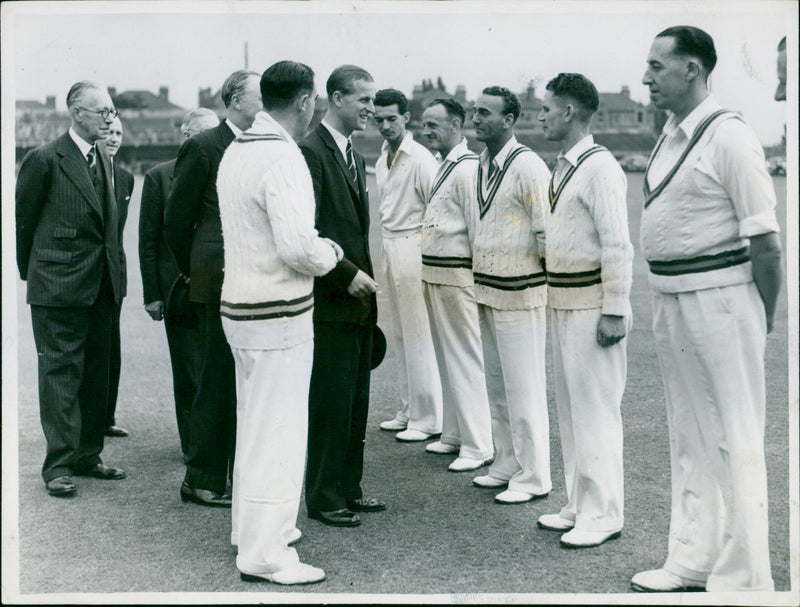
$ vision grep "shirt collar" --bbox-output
[559,134,595,167]
[663,94,721,139]
[68,127,94,159]
[225,118,243,138]
[444,137,472,163]
[380,131,414,157]
[480,135,518,170]
[321,119,350,158]
[245,110,293,142]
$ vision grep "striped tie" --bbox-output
[346,139,357,182]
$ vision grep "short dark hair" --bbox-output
[481,86,521,122]
[260,61,315,110]
[657,26,717,73]
[374,88,408,114]
[66,81,103,108]
[778,36,786,52]
[427,98,466,126]
[326,65,373,100]
[545,73,599,114]
[221,69,259,108]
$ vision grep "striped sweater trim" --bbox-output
[422,255,473,269]
[547,268,602,288]
[220,292,313,321]
[234,133,286,144]
[428,154,479,203]
[648,247,750,276]
[477,146,532,219]
[643,109,741,208]
[549,146,606,212]
[474,271,546,291]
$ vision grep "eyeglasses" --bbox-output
[77,106,119,120]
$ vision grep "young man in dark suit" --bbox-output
[164,70,261,508]
[300,65,385,527]
[16,81,126,497]
[99,115,134,439]
[138,108,219,456]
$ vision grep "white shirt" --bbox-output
[68,127,94,161]
[225,118,243,138]
[321,120,351,163]
[375,131,438,236]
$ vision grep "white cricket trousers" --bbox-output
[652,283,773,592]
[226,338,313,575]
[479,304,551,495]
[383,233,443,434]
[423,281,493,459]
[551,307,626,532]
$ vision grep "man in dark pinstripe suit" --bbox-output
[16,81,127,497]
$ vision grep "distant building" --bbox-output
[16,96,56,113]
[110,85,184,118]
[516,81,543,128]
[198,87,226,118]
[593,86,655,134]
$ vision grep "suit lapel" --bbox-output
[97,148,118,231]
[216,121,235,155]
[57,134,103,219]
[317,125,360,199]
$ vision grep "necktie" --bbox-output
[86,147,103,197]
[346,139,357,182]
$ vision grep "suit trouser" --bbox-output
[479,304,551,495]
[183,302,236,492]
[306,322,372,513]
[382,234,442,434]
[551,307,626,532]
[652,283,773,592]
[165,322,201,455]
[224,334,310,574]
[423,282,493,459]
[105,300,122,428]
[30,272,115,482]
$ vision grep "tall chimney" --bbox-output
[45,95,56,109]
[621,85,630,98]
[159,86,169,101]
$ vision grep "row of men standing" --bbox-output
[15,23,783,592]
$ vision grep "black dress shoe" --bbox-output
[105,425,129,437]
[308,508,361,527]
[180,482,232,507]
[346,497,386,512]
[75,464,126,480]
[46,476,77,497]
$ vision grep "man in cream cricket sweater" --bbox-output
[374,89,444,442]
[468,86,552,504]
[537,73,633,548]
[217,61,342,586]
[419,98,494,472]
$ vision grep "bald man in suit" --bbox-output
[16,81,126,497]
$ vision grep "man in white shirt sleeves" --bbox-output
[216,61,343,586]
[632,26,782,593]
[373,88,444,443]
[537,73,633,548]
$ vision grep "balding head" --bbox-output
[180,108,220,138]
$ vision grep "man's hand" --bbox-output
[145,301,164,321]
[347,270,378,298]
[322,238,344,262]
[597,314,626,347]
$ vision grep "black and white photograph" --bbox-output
[2,0,797,603]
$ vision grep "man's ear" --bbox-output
[402,112,411,125]
[686,58,702,83]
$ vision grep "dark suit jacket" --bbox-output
[300,125,376,325]
[164,122,234,304]
[113,163,134,299]
[16,131,121,307]
[139,159,179,305]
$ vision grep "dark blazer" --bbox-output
[16,131,121,307]
[139,159,178,305]
[113,163,134,299]
[300,124,376,325]
[164,122,234,304]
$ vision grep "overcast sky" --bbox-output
[3,0,795,144]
